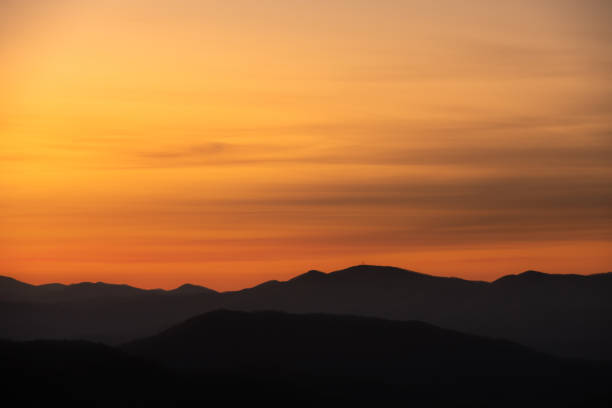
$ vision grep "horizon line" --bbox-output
[2,264,611,293]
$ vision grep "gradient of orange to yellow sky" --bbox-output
[1,0,611,290]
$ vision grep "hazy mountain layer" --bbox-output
[1,265,611,359]
[3,311,611,407]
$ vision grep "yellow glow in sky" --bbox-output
[1,0,611,289]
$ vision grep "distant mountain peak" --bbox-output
[289,270,327,282]
[172,283,217,294]
[0,275,32,289]
[176,283,200,290]
[332,264,425,277]
[340,264,382,271]
[71,281,118,287]
[493,270,551,284]
[340,264,415,272]
[519,270,547,277]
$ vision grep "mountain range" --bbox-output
[2,310,611,407]
[1,265,611,359]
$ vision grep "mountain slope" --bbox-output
[0,339,181,407]
[0,275,217,302]
[219,266,612,359]
[123,310,612,407]
[122,309,550,374]
[1,265,611,359]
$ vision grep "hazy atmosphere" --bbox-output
[2,0,611,289]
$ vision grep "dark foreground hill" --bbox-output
[1,265,611,359]
[0,339,179,407]
[123,310,612,407]
[2,311,611,407]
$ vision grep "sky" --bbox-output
[1,0,611,290]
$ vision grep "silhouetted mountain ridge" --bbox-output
[288,269,327,282]
[4,312,612,407]
[125,309,542,374]
[121,309,612,407]
[3,266,608,296]
[0,275,31,289]
[1,265,611,359]
[171,283,217,295]
[0,275,218,302]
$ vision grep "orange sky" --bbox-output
[1,0,611,290]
